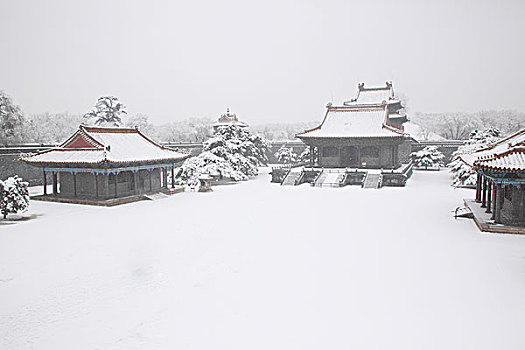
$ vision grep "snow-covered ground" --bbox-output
[1,170,525,349]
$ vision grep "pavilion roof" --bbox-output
[460,129,525,172]
[22,125,190,166]
[213,108,248,127]
[212,120,248,128]
[296,105,406,139]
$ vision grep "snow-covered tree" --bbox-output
[298,146,318,164]
[0,176,30,219]
[157,117,213,143]
[21,112,82,144]
[411,146,445,169]
[449,128,501,187]
[83,96,127,127]
[176,125,270,184]
[176,151,251,184]
[124,113,160,140]
[274,146,297,164]
[0,91,24,144]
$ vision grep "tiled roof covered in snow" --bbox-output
[344,82,398,106]
[296,105,406,139]
[22,125,190,166]
[460,129,525,171]
[212,108,248,128]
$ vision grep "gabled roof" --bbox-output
[22,125,190,166]
[296,105,407,139]
[460,129,525,171]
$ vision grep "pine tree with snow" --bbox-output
[448,128,501,187]
[0,176,30,219]
[83,96,127,127]
[274,146,298,164]
[298,147,318,165]
[411,146,445,170]
[176,125,270,184]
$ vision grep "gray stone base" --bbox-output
[463,199,525,234]
[31,188,184,207]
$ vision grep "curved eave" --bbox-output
[22,155,190,168]
[296,134,406,140]
[477,166,525,173]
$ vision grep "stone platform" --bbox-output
[31,187,185,207]
[463,199,525,234]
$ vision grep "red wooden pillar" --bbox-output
[491,183,498,220]
[43,169,47,196]
[133,171,139,194]
[495,185,504,223]
[114,174,118,197]
[94,173,99,198]
[518,184,525,223]
[52,172,58,195]
[104,173,109,199]
[486,180,492,213]
[481,176,487,208]
[73,173,77,197]
[476,173,482,202]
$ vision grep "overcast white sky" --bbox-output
[1,0,524,124]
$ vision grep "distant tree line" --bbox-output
[2,90,525,145]
[0,91,320,145]
[411,110,525,140]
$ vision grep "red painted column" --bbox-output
[481,176,487,208]
[73,173,77,197]
[486,180,492,213]
[43,170,47,196]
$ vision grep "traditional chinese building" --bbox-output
[296,82,411,169]
[460,129,525,227]
[22,125,189,204]
[212,108,248,131]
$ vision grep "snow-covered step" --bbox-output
[320,172,344,187]
[362,173,382,189]
[144,192,170,201]
[281,169,303,186]
[314,171,328,187]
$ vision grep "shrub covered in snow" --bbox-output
[274,146,297,164]
[448,128,501,187]
[176,125,270,184]
[0,176,29,219]
[411,146,445,169]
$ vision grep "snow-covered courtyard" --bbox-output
[1,169,525,349]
